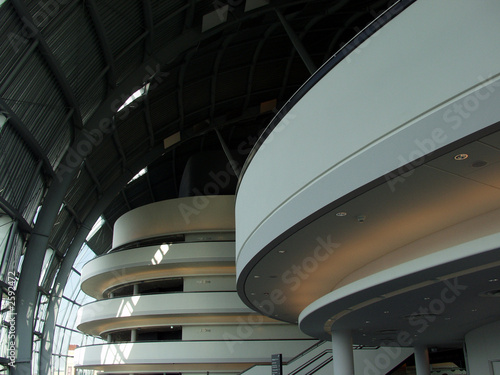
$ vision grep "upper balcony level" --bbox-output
[235,0,500,347]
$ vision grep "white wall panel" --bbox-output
[182,324,310,341]
[114,196,235,248]
[465,320,500,375]
[184,275,236,292]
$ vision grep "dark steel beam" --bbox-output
[144,96,155,147]
[184,0,196,30]
[215,128,240,177]
[86,0,118,88]
[0,196,32,234]
[115,32,148,62]
[177,62,186,131]
[11,0,84,129]
[121,190,131,210]
[111,121,127,169]
[145,168,155,202]
[243,23,279,111]
[84,161,103,197]
[0,99,55,178]
[19,160,44,216]
[142,0,154,57]
[275,9,316,74]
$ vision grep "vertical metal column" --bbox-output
[414,345,431,375]
[331,329,354,375]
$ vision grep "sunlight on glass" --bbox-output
[0,113,6,130]
[86,216,105,241]
[32,205,42,224]
[117,83,149,112]
[128,167,147,184]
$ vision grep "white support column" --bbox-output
[332,329,354,375]
[131,329,137,343]
[414,345,430,375]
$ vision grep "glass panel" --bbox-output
[39,248,54,285]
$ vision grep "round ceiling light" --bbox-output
[454,153,469,160]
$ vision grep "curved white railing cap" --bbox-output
[113,195,235,248]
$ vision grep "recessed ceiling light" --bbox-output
[489,278,499,282]
[472,160,487,168]
[383,311,390,314]
[471,308,478,312]
[336,212,347,217]
[423,297,431,300]
[365,320,371,324]
[254,275,260,278]
[454,153,468,161]
[278,250,286,254]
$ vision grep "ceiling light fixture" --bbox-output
[454,153,468,160]
[336,212,347,217]
[472,160,487,168]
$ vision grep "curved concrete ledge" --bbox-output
[299,226,500,342]
[81,241,235,298]
[74,340,318,373]
[77,292,253,335]
[113,195,235,248]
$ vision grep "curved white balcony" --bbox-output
[235,0,500,348]
[74,340,316,374]
[81,241,236,299]
[78,291,258,336]
[113,195,235,248]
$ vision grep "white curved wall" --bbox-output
[77,292,254,334]
[74,340,315,371]
[114,195,235,248]
[236,0,500,274]
[465,320,500,375]
[81,241,236,298]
